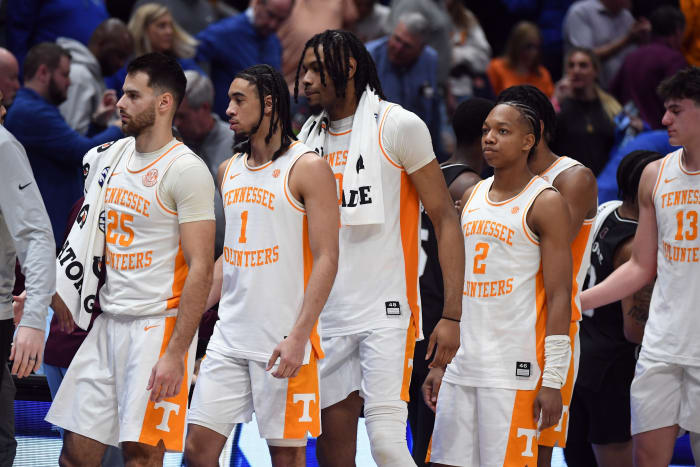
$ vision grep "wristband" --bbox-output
[542,334,571,389]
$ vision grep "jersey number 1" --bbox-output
[238,211,249,243]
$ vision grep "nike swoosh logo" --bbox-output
[19,182,32,190]
[230,173,241,180]
[144,325,159,331]
[468,208,480,213]
[665,177,678,183]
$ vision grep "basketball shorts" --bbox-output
[319,321,416,410]
[429,381,539,467]
[45,313,196,452]
[630,349,700,435]
[539,321,580,447]
[188,347,320,445]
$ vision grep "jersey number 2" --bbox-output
[106,211,134,247]
[473,242,490,274]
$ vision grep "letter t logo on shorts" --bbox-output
[293,393,316,422]
[154,401,180,432]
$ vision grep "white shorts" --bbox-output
[45,313,196,452]
[630,349,700,435]
[319,322,416,410]
[429,381,539,467]
[188,347,320,444]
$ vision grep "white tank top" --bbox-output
[99,141,193,317]
[645,148,700,365]
[209,141,322,364]
[540,156,596,322]
[444,176,554,390]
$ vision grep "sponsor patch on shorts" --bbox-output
[385,301,401,316]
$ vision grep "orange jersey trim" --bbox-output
[401,319,417,401]
[302,217,324,358]
[652,154,673,199]
[221,154,240,192]
[678,148,700,176]
[399,172,421,337]
[378,104,403,170]
[485,176,541,207]
[328,128,352,136]
[166,244,188,310]
[540,156,566,178]
[126,142,184,174]
[461,180,486,220]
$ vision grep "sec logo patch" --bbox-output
[143,168,158,187]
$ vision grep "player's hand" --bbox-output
[10,326,45,378]
[12,290,26,326]
[147,351,185,403]
[426,318,460,368]
[422,366,445,412]
[533,386,563,430]
[51,293,75,333]
[266,335,305,379]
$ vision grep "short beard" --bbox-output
[123,105,156,137]
[48,78,67,106]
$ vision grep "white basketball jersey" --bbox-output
[99,140,193,317]
[540,156,596,322]
[209,141,322,364]
[444,176,554,390]
[646,148,700,365]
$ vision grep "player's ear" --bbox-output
[158,92,174,114]
[522,133,535,154]
[347,56,357,80]
[263,93,273,115]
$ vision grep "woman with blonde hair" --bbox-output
[486,21,554,97]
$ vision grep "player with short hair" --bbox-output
[46,52,215,466]
[184,64,339,467]
[295,30,465,466]
[425,100,573,466]
[581,67,700,465]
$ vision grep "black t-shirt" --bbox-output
[577,208,638,393]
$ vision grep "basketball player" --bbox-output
[565,150,661,467]
[184,65,339,467]
[425,101,573,466]
[46,53,215,466]
[295,30,465,466]
[497,84,598,465]
[581,67,700,466]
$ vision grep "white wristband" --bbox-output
[542,335,571,389]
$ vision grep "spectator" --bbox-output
[173,70,231,259]
[0,49,20,108]
[681,0,700,66]
[350,0,391,43]
[6,0,109,73]
[563,0,651,89]
[58,19,134,136]
[446,0,492,103]
[4,43,122,248]
[131,0,222,36]
[610,6,687,129]
[0,89,56,467]
[367,11,443,158]
[486,21,555,97]
[552,47,621,176]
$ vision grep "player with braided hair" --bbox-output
[295,29,465,466]
[425,101,573,466]
[184,65,340,467]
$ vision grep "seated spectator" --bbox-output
[681,0,700,66]
[351,0,390,43]
[58,19,134,135]
[196,0,294,119]
[367,11,443,158]
[486,21,554,97]
[131,0,224,36]
[552,47,621,176]
[446,0,492,103]
[563,0,650,89]
[0,49,20,107]
[4,43,122,248]
[610,6,687,129]
[173,70,231,259]
[6,0,109,70]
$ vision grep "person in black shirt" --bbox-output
[564,150,662,467]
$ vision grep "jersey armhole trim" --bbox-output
[377,104,403,170]
[461,179,485,221]
[651,153,673,200]
[155,153,189,216]
[221,153,240,192]
[521,186,554,245]
[283,152,308,214]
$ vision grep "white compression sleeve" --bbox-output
[542,335,572,389]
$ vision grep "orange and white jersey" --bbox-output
[540,156,596,322]
[444,176,554,391]
[99,140,200,317]
[313,102,434,338]
[647,148,700,365]
[210,141,322,364]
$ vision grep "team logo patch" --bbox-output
[98,210,106,233]
[143,168,158,187]
[82,163,91,181]
[272,169,281,178]
[98,166,111,187]
[97,141,115,153]
[76,204,89,228]
[511,206,520,214]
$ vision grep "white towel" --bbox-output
[298,86,385,225]
[55,138,131,330]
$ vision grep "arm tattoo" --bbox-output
[627,284,654,325]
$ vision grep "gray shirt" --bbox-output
[563,0,636,88]
[0,126,55,329]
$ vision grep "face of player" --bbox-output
[48,55,71,106]
[226,77,269,139]
[252,0,292,37]
[387,22,424,67]
[300,46,340,112]
[0,56,20,107]
[566,51,597,94]
[147,13,174,53]
[0,90,6,125]
[481,104,535,169]
[117,71,157,137]
[174,96,211,142]
[662,98,700,147]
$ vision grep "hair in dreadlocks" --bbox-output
[293,30,386,106]
[498,101,541,160]
[234,64,296,160]
[616,150,663,203]
[498,85,556,144]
